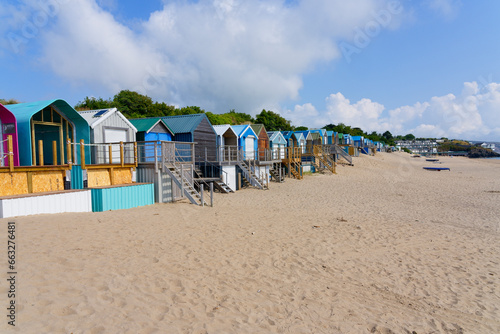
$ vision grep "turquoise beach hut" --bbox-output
[6,100,90,166]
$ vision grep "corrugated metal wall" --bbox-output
[0,190,92,218]
[93,114,136,143]
[136,166,174,203]
[90,183,154,212]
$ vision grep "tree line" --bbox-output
[3,90,419,143]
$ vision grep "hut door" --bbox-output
[245,136,255,160]
[0,118,3,166]
[104,128,127,163]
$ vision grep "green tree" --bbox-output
[255,109,292,131]
[294,126,309,131]
[403,133,415,140]
[383,130,393,141]
[74,96,113,110]
[112,90,154,118]
[0,98,20,105]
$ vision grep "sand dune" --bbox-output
[1,152,499,333]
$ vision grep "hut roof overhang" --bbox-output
[6,99,90,165]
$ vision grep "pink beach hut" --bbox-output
[0,103,19,167]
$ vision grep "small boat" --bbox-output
[423,167,450,171]
[426,158,439,162]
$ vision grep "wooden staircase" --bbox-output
[335,146,353,165]
[313,146,336,174]
[237,160,266,189]
[269,163,284,182]
[214,180,234,193]
[164,164,208,206]
[289,161,303,179]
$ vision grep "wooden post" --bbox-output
[52,140,57,166]
[66,139,72,167]
[237,172,241,190]
[109,167,114,185]
[120,141,124,167]
[108,145,113,164]
[31,120,36,165]
[210,182,213,207]
[80,139,85,169]
[27,172,33,193]
[134,142,138,167]
[201,183,204,207]
[8,135,14,172]
[180,164,184,197]
[59,123,64,165]
[154,142,158,172]
[38,140,44,166]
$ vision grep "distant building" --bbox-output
[396,140,438,154]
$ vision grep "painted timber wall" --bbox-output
[0,104,20,167]
[90,183,154,212]
[0,190,92,218]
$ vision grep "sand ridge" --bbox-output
[1,152,499,333]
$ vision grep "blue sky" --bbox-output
[1,0,499,140]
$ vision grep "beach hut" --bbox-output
[232,125,258,160]
[268,131,287,159]
[309,129,327,145]
[213,124,238,161]
[293,132,306,153]
[161,113,217,163]
[250,124,270,161]
[130,117,173,142]
[130,118,174,163]
[78,108,137,164]
[282,131,296,148]
[0,103,19,167]
[212,124,239,191]
[352,135,364,147]
[6,99,90,166]
[326,131,334,145]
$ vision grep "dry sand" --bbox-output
[1,152,499,334]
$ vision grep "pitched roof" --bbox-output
[250,124,266,136]
[129,117,173,134]
[267,131,287,144]
[231,124,257,137]
[213,124,237,137]
[78,108,137,132]
[160,113,212,134]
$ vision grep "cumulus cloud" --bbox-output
[1,0,404,113]
[286,81,500,140]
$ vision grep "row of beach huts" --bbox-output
[0,99,386,218]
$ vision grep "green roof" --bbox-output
[250,124,267,137]
[129,117,174,134]
[160,113,212,134]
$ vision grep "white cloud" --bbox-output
[286,81,500,140]
[2,0,404,113]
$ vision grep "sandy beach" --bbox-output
[1,152,499,334]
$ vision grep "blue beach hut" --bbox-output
[267,131,287,159]
[6,99,90,166]
[231,124,258,160]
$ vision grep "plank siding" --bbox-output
[193,118,217,162]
